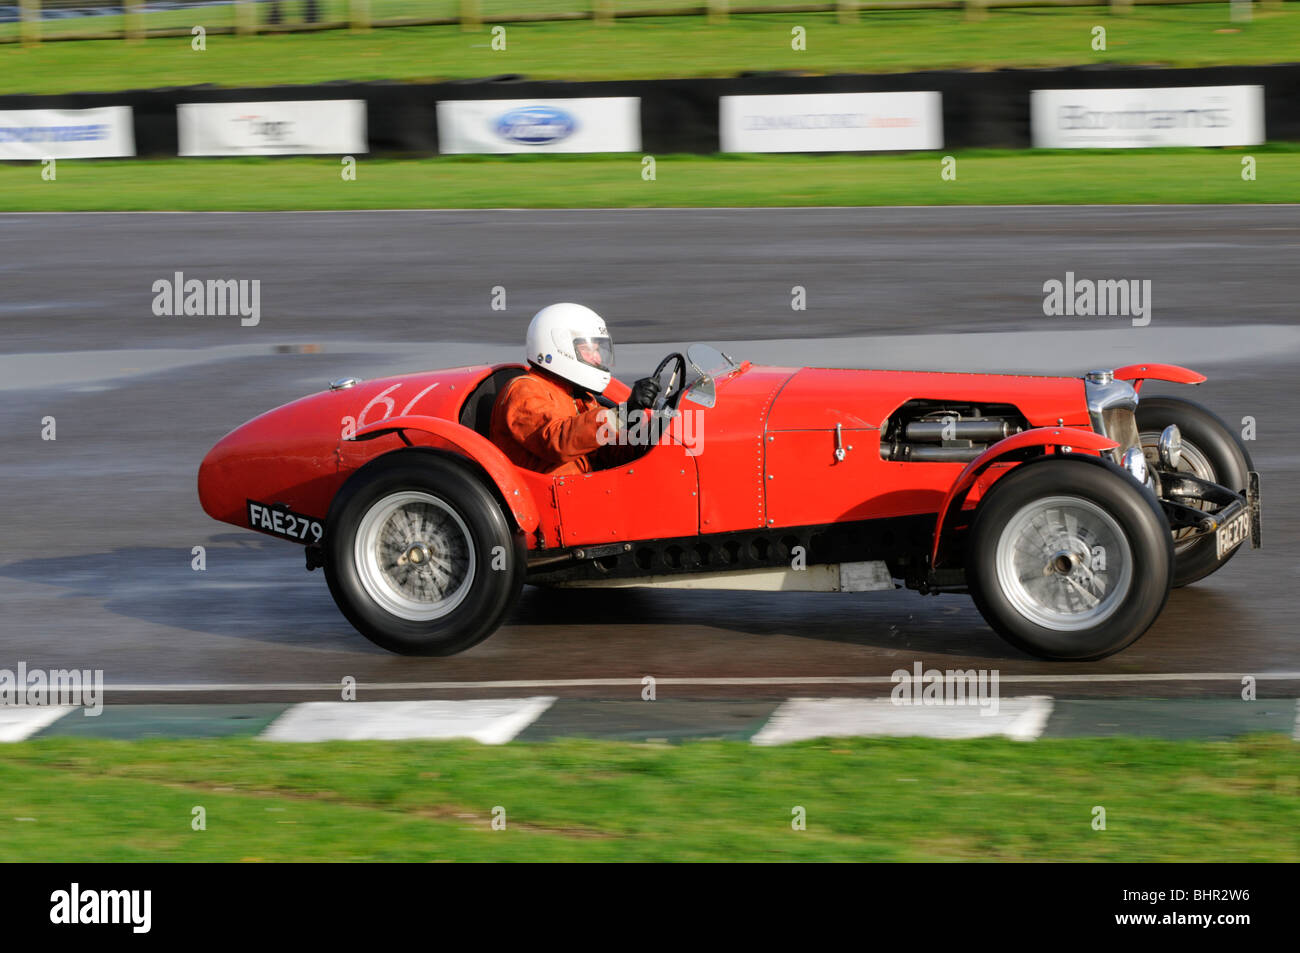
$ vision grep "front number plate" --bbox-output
[1215,508,1251,559]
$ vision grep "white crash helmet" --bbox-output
[525,303,614,393]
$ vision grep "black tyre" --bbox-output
[1136,395,1252,588]
[324,450,526,656]
[967,458,1173,661]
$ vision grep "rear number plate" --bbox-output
[248,500,323,542]
[1215,509,1251,559]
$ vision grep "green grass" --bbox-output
[2,735,1298,861]
[3,149,1296,211]
[3,8,1300,94]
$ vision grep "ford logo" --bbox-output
[494,106,577,145]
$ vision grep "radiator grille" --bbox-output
[1102,407,1141,457]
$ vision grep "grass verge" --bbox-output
[2,735,1297,861]
[2,149,1296,211]
[2,9,1300,94]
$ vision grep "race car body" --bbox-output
[198,345,1259,660]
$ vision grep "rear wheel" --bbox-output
[1136,395,1251,587]
[324,451,525,655]
[967,459,1173,660]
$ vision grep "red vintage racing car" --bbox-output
[198,346,1260,660]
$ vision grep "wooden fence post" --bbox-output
[125,0,143,42]
[351,0,372,31]
[234,0,256,35]
[19,0,39,47]
[461,0,481,31]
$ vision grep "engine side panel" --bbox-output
[766,429,961,525]
[759,367,1093,527]
[767,367,1090,431]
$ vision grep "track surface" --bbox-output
[1,207,1297,701]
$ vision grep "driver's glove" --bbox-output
[628,377,661,411]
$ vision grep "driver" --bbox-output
[489,303,661,475]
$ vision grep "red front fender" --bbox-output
[351,414,540,534]
[1113,363,1206,393]
[930,426,1119,568]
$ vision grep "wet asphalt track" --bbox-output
[1,206,1298,701]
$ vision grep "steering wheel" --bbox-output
[650,352,688,414]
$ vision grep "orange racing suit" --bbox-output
[489,367,636,476]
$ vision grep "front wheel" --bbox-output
[1136,395,1252,588]
[966,459,1173,660]
[324,450,525,656]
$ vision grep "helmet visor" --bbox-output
[564,332,614,374]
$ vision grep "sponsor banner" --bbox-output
[720,92,943,153]
[178,100,367,156]
[1031,85,1264,148]
[0,107,134,160]
[437,98,641,154]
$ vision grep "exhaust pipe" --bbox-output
[903,419,1015,443]
[892,445,984,463]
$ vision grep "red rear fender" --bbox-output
[352,415,540,534]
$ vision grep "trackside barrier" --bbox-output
[0,66,1296,155]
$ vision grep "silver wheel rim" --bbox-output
[354,491,476,622]
[1140,430,1214,554]
[994,495,1133,631]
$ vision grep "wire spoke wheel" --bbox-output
[325,452,525,656]
[994,494,1133,631]
[354,490,476,622]
[1140,429,1214,555]
[1135,395,1254,588]
[969,460,1171,659]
